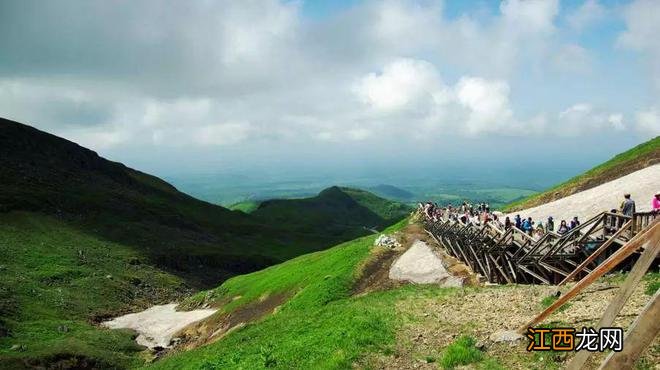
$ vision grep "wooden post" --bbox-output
[599,290,660,370]
[567,237,659,370]
[559,221,632,286]
[517,222,659,334]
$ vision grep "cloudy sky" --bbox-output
[1,0,659,177]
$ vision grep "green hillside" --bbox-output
[148,220,419,369]
[367,184,415,201]
[0,118,409,368]
[229,200,261,213]
[504,136,660,211]
[252,186,411,243]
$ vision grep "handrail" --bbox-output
[425,209,657,285]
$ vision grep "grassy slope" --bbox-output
[252,186,411,244]
[504,136,660,211]
[0,212,188,369]
[228,201,261,214]
[0,118,412,368]
[149,220,448,370]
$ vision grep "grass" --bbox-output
[250,186,411,245]
[504,136,660,211]
[148,220,454,369]
[644,272,660,296]
[228,201,260,214]
[439,336,483,369]
[0,212,188,368]
[1,119,420,368]
[540,294,572,312]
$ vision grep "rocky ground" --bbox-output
[360,272,658,369]
[357,222,658,369]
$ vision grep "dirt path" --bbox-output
[102,304,217,348]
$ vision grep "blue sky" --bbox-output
[0,0,658,178]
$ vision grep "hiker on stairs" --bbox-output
[620,193,636,217]
[546,216,555,232]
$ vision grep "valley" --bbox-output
[1,118,658,369]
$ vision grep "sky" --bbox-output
[1,0,659,180]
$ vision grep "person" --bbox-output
[504,216,512,230]
[557,220,569,235]
[653,192,660,213]
[546,216,554,232]
[605,209,619,235]
[515,214,522,229]
[620,193,636,217]
[522,217,533,235]
[534,222,545,238]
[570,216,580,229]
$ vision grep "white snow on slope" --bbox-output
[508,164,659,224]
[102,304,217,348]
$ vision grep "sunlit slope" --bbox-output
[504,136,660,212]
[0,118,412,369]
[148,220,425,370]
[0,212,188,369]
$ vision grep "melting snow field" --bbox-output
[102,303,217,348]
[509,164,659,224]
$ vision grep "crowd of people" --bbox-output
[420,191,660,240]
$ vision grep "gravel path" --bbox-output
[102,304,217,348]
[508,164,659,224]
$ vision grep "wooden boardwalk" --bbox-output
[425,211,657,285]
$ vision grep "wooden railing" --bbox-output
[424,210,657,285]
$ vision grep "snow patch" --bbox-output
[102,304,216,348]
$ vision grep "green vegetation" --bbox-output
[0,212,188,368]
[644,272,660,296]
[151,220,439,369]
[439,336,483,369]
[505,136,660,211]
[540,294,571,312]
[251,186,411,243]
[0,118,412,368]
[229,200,260,213]
[367,184,415,201]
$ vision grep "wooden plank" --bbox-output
[488,254,512,284]
[567,239,659,369]
[538,261,570,276]
[559,221,632,286]
[517,264,550,284]
[599,290,660,370]
[517,222,659,333]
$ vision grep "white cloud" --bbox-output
[347,128,371,141]
[618,0,660,139]
[0,0,647,169]
[553,44,592,73]
[557,103,625,135]
[353,58,443,112]
[192,123,253,146]
[500,0,559,34]
[635,109,660,136]
[455,77,514,135]
[567,0,606,31]
[355,60,528,136]
[618,0,660,94]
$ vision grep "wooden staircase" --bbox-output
[425,211,658,285]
